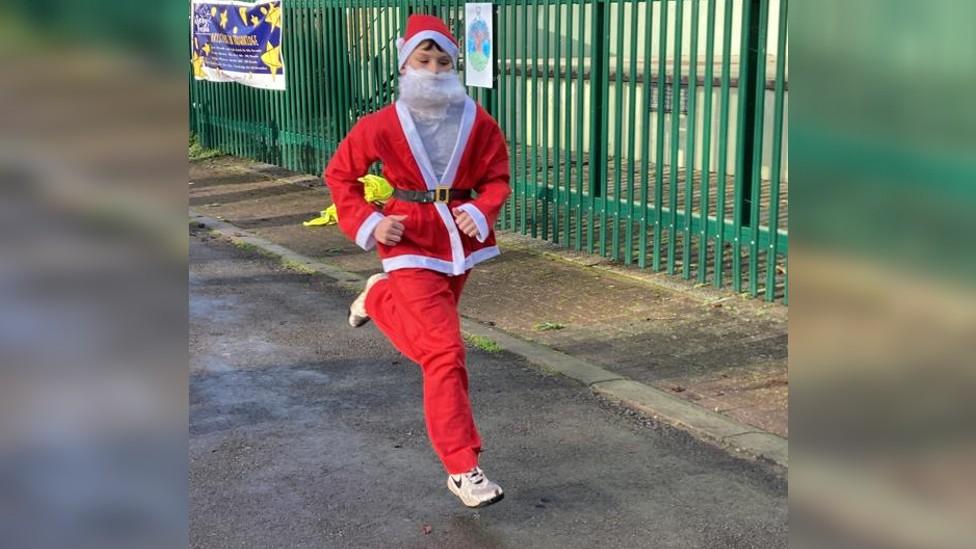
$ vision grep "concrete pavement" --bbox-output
[189,228,787,548]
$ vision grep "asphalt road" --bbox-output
[189,229,787,548]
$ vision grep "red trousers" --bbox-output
[365,268,482,474]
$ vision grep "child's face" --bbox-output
[401,43,453,75]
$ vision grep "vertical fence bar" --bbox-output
[766,0,786,302]
[594,0,610,256]
[714,0,733,288]
[507,0,518,231]
[293,4,303,168]
[667,0,683,275]
[575,0,586,251]
[530,2,540,238]
[497,0,508,230]
[230,65,239,156]
[562,0,574,246]
[326,4,339,152]
[637,0,654,268]
[304,4,316,171]
[748,0,768,297]
[698,0,716,283]
[624,0,638,265]
[380,2,389,108]
[732,0,756,293]
[600,0,612,257]
[682,0,698,279]
[610,0,624,261]
[519,0,529,234]
[653,0,668,271]
[552,1,563,245]
[541,0,551,241]
[285,3,297,169]
[519,0,528,234]
[351,6,363,122]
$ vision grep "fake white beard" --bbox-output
[398,67,467,121]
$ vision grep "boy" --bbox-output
[323,14,510,508]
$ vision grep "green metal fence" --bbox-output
[190,0,789,303]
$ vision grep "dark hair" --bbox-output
[416,38,446,53]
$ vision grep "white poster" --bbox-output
[464,3,494,88]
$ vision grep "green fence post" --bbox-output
[589,0,609,255]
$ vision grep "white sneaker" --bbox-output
[447,467,504,508]
[348,273,388,327]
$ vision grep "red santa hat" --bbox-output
[396,14,459,70]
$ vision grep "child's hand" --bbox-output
[451,208,479,238]
[373,215,407,245]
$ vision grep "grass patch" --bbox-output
[463,333,501,353]
[280,258,317,274]
[189,133,224,161]
[232,240,276,258]
[534,321,566,331]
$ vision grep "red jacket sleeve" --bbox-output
[323,114,385,250]
[460,118,511,241]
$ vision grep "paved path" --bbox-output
[189,230,787,548]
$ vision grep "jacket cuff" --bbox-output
[456,203,490,243]
[355,212,385,250]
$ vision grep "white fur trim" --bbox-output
[433,202,466,274]
[394,97,476,189]
[395,100,439,189]
[455,203,490,243]
[355,212,385,250]
[440,98,476,188]
[381,246,501,275]
[398,30,459,69]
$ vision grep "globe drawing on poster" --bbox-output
[464,3,493,88]
[467,11,490,71]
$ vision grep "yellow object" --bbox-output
[303,205,339,227]
[191,51,205,78]
[303,174,394,227]
[260,41,283,79]
[261,3,283,30]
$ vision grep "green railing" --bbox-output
[190,0,789,303]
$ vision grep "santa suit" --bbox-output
[324,94,510,473]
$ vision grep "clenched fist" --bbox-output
[452,208,479,238]
[373,214,407,246]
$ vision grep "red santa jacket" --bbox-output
[324,98,511,276]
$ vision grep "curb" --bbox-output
[191,209,788,469]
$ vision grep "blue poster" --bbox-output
[191,0,285,90]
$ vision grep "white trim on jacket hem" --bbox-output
[355,212,385,250]
[381,246,501,275]
[455,203,489,243]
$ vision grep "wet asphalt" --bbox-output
[189,229,787,548]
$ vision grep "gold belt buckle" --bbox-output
[433,185,451,203]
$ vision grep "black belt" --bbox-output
[393,187,472,204]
